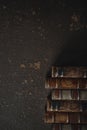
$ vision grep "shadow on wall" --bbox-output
[54,30,87,66]
[46,30,87,77]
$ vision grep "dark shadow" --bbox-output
[53,30,87,66]
[46,30,87,77]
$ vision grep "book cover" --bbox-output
[44,112,54,123]
[52,90,61,100]
[69,113,80,123]
[62,90,71,100]
[71,90,79,100]
[55,113,68,123]
[59,101,80,111]
[80,91,87,100]
[60,79,78,89]
[80,113,87,123]
[45,78,60,89]
[79,79,87,89]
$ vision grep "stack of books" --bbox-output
[44,67,87,130]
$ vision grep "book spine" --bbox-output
[52,66,87,78]
[45,78,79,89]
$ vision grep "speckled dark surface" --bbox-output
[0,0,87,130]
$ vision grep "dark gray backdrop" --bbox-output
[0,0,87,130]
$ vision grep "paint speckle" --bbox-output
[29,61,41,70]
[20,64,26,69]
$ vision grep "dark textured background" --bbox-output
[0,0,87,130]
